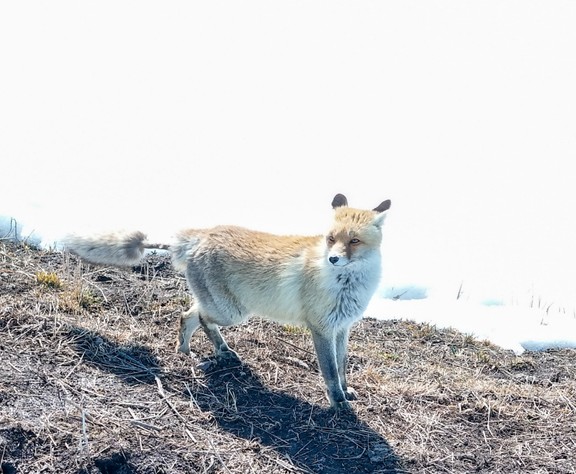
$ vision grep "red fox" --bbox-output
[65,194,391,410]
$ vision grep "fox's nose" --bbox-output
[329,256,339,264]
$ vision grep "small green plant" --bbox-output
[78,288,100,310]
[59,287,101,313]
[36,271,62,289]
[409,322,437,341]
[283,324,309,335]
[476,349,499,367]
[379,351,399,362]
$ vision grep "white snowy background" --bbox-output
[1,2,575,354]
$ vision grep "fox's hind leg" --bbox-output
[177,304,201,355]
[199,316,239,361]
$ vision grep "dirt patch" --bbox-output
[1,241,575,473]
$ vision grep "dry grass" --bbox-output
[1,241,575,473]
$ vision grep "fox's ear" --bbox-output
[372,212,387,228]
[372,199,391,229]
[373,199,391,213]
[331,194,348,209]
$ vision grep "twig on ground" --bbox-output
[275,337,315,357]
[155,375,187,424]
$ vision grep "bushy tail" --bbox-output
[64,231,170,266]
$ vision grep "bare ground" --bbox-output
[0,241,575,474]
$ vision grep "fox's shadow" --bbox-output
[65,328,402,472]
[187,359,402,474]
[67,327,161,385]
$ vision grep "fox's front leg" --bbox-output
[335,326,357,401]
[310,329,350,410]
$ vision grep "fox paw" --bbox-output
[176,344,191,355]
[344,387,358,401]
[216,348,240,361]
[328,388,355,412]
[197,360,215,371]
[332,399,353,413]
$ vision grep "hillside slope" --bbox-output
[1,242,575,473]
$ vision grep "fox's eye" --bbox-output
[350,238,360,245]
[327,236,335,243]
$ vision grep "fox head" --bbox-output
[325,193,391,267]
